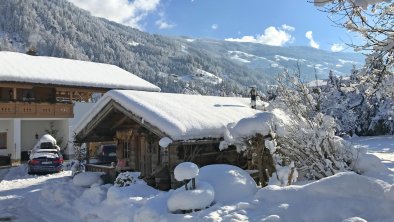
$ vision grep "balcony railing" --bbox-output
[0,101,74,118]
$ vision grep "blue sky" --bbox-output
[67,0,360,52]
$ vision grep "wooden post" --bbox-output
[86,142,90,164]
[69,91,73,102]
[287,167,295,186]
[191,178,196,190]
[256,136,265,186]
[13,88,17,100]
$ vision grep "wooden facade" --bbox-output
[75,100,247,190]
[0,82,106,118]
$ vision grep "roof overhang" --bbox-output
[74,100,167,143]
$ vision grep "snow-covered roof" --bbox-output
[74,90,261,141]
[0,51,160,92]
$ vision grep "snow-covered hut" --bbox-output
[74,90,262,189]
[0,51,160,165]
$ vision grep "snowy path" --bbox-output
[349,135,394,171]
[0,168,9,182]
[0,165,82,221]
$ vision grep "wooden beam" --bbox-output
[0,83,34,89]
[110,116,129,131]
[112,101,167,138]
[76,102,115,141]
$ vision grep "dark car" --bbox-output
[28,149,63,174]
[96,144,117,164]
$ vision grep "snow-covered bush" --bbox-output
[269,162,298,186]
[317,69,394,136]
[315,0,393,73]
[272,72,355,180]
[71,143,87,176]
[114,172,141,187]
[315,0,394,136]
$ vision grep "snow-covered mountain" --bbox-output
[0,0,364,95]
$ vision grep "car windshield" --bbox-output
[103,145,116,153]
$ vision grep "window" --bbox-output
[123,141,130,159]
[0,132,6,149]
[22,90,35,101]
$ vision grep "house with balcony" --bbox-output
[0,51,160,165]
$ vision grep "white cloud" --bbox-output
[155,19,175,29]
[225,25,295,47]
[305,31,319,49]
[155,12,175,29]
[67,0,160,29]
[281,24,295,32]
[211,24,219,30]
[331,43,345,52]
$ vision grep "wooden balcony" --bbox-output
[0,101,74,118]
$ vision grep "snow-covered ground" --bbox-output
[350,135,394,171]
[0,136,393,222]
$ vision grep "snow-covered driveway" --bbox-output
[0,136,393,222]
[0,165,82,221]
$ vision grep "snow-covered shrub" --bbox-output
[71,143,87,176]
[269,162,298,186]
[315,0,394,136]
[317,70,394,136]
[70,160,85,176]
[270,71,355,180]
[114,172,141,187]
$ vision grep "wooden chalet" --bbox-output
[74,90,261,190]
[0,51,160,165]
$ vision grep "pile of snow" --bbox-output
[254,172,394,221]
[159,137,172,148]
[167,181,214,212]
[174,162,199,181]
[107,183,159,201]
[29,134,60,159]
[348,136,394,184]
[220,108,289,150]
[73,172,104,188]
[168,162,214,212]
[39,134,57,145]
[197,164,258,204]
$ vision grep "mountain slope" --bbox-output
[0,0,364,95]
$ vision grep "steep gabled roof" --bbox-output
[74,90,261,141]
[0,51,160,92]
